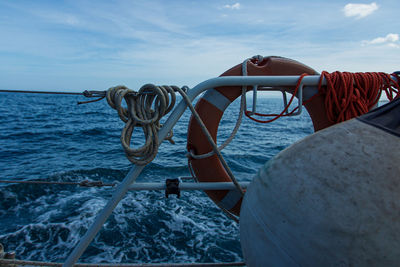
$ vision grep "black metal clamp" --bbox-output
[165,178,180,198]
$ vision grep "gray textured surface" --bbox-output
[240,119,400,266]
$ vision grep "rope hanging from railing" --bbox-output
[105,84,179,165]
[244,71,400,124]
[187,56,254,160]
[318,71,400,123]
[244,73,308,123]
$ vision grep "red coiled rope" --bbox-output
[318,71,399,123]
[245,72,400,124]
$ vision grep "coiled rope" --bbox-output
[318,71,400,123]
[106,84,179,165]
[245,71,400,124]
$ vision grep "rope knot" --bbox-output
[83,90,93,97]
[106,84,181,165]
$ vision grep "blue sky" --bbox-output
[0,0,399,92]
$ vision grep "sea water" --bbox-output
[0,92,314,264]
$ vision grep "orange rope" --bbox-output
[246,71,400,124]
[318,71,400,123]
[245,73,308,123]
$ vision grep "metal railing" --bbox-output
[63,74,398,266]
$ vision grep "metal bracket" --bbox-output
[248,82,305,117]
[165,178,180,198]
[246,85,258,115]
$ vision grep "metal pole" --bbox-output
[128,182,250,191]
[63,166,144,266]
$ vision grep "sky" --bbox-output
[0,0,399,92]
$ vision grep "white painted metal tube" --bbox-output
[128,182,250,191]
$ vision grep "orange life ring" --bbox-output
[186,56,331,216]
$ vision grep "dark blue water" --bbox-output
[0,92,314,264]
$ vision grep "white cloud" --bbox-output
[224,3,240,10]
[362,33,400,48]
[388,43,400,48]
[369,33,399,44]
[343,2,378,19]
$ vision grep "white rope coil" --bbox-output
[106,84,177,165]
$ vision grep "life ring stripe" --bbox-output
[219,189,243,210]
[201,88,231,112]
